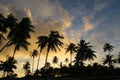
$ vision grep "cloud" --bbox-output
[0,3,9,16]
[24,8,32,19]
[82,15,95,33]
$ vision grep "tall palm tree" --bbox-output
[103,54,116,67]
[75,39,93,67]
[0,56,17,77]
[23,61,31,76]
[36,31,64,67]
[103,43,114,55]
[53,56,58,67]
[30,49,38,74]
[65,43,77,64]
[7,17,34,57]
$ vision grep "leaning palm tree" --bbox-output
[36,31,64,67]
[7,17,34,57]
[0,14,17,52]
[103,43,114,55]
[65,43,77,64]
[103,54,116,67]
[53,56,58,67]
[30,49,38,74]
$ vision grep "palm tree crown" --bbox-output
[7,17,34,57]
[0,56,17,77]
[103,43,114,54]
[75,39,96,67]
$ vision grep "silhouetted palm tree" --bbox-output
[30,49,38,74]
[65,43,77,65]
[0,14,7,45]
[65,58,69,66]
[103,54,116,67]
[7,17,34,57]
[23,61,31,76]
[103,43,114,55]
[53,56,58,67]
[0,14,17,52]
[36,31,64,67]
[36,36,48,70]
[0,56,17,77]
[75,39,93,67]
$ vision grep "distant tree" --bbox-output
[65,43,77,65]
[23,61,31,76]
[103,43,114,67]
[30,49,38,74]
[52,56,58,67]
[65,58,69,66]
[36,31,64,67]
[103,43,114,55]
[0,56,17,77]
[103,54,116,67]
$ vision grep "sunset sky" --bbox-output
[0,0,120,77]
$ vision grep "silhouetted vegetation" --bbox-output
[0,13,120,80]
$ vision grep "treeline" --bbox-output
[0,13,120,80]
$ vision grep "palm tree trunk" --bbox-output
[70,53,72,64]
[13,49,16,58]
[45,51,49,66]
[36,52,41,70]
[0,40,11,52]
[32,58,34,74]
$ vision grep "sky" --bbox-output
[0,0,120,77]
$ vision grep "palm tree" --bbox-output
[0,56,17,77]
[36,31,64,67]
[65,58,69,66]
[65,43,77,65]
[103,54,116,67]
[0,14,7,45]
[30,49,38,74]
[7,17,34,57]
[36,36,48,70]
[75,39,93,67]
[23,61,31,76]
[53,56,58,67]
[103,43,114,55]
[0,14,17,52]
